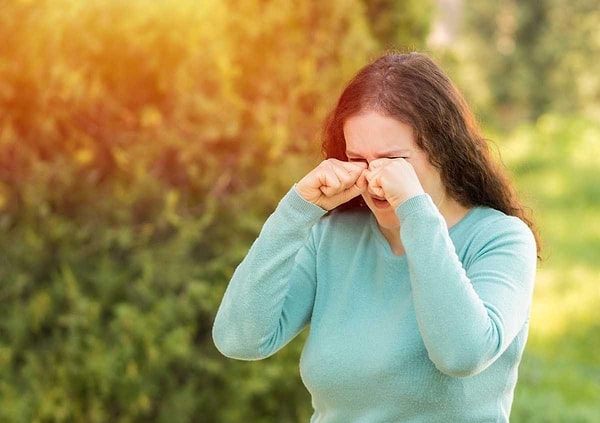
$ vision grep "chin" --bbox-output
[375,215,400,230]
[368,208,400,230]
[362,195,400,229]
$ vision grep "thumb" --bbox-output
[336,177,365,205]
[340,161,368,178]
[369,158,390,170]
[355,170,367,190]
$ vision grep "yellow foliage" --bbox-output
[0,181,8,210]
[531,266,600,340]
[28,291,52,333]
[140,106,163,129]
[74,148,94,165]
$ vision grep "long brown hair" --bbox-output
[322,52,540,255]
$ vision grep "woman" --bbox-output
[213,52,539,422]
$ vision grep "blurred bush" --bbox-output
[440,0,600,129]
[500,114,600,422]
[1,0,597,422]
[0,0,430,421]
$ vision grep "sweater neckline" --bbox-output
[449,206,482,235]
[367,205,481,257]
[368,216,408,259]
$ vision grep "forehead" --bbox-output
[343,111,416,156]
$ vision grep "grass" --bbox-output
[499,115,600,421]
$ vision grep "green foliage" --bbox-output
[1,0,597,421]
[0,0,422,421]
[363,0,433,50]
[442,0,600,129]
[499,114,600,422]
[0,0,381,421]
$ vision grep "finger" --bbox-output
[319,160,362,194]
[332,162,363,191]
[320,161,367,203]
[354,170,367,190]
[368,158,391,170]
[329,178,364,205]
[364,169,385,197]
[335,161,368,187]
[341,183,364,203]
[318,168,342,197]
[339,160,368,173]
[313,161,342,194]
[321,162,361,198]
[367,181,385,198]
[364,167,383,186]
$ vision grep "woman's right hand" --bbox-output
[296,159,367,210]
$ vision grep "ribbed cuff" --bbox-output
[395,194,435,223]
[281,185,328,217]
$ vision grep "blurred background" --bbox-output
[0,0,598,421]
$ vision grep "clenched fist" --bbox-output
[296,159,367,210]
[364,158,425,209]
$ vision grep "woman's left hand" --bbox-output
[364,158,425,209]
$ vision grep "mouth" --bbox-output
[370,196,390,209]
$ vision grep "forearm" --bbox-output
[397,195,536,377]
[212,187,326,360]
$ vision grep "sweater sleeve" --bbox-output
[396,194,537,377]
[212,187,327,360]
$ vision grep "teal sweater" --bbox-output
[213,187,537,422]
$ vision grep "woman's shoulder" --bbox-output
[456,206,532,237]
[320,206,370,226]
[312,207,372,239]
[452,206,537,262]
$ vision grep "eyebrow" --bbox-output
[345,149,413,158]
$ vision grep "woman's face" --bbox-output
[343,111,444,230]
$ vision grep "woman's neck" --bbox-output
[379,226,405,256]
[433,190,471,229]
[442,198,471,229]
[377,197,471,256]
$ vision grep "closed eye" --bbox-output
[347,156,409,164]
[347,158,368,164]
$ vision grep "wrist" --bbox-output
[292,184,328,211]
[294,180,314,203]
[389,189,425,210]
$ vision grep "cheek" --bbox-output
[361,193,379,210]
[413,160,440,186]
